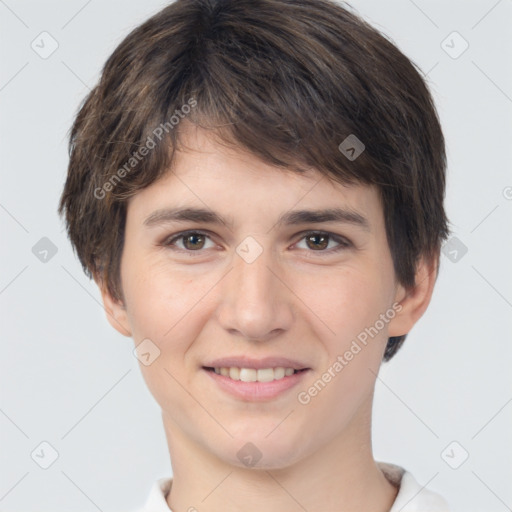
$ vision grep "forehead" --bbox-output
[126,123,384,230]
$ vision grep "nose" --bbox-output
[215,243,294,342]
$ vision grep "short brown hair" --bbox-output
[58,0,449,360]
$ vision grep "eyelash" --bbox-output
[161,230,352,256]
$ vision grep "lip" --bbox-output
[203,367,310,401]
[202,356,311,402]
[203,356,309,371]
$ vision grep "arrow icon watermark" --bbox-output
[338,134,365,161]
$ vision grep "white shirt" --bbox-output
[137,463,450,511]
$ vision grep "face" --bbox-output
[103,123,428,470]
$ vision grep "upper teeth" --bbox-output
[214,367,296,382]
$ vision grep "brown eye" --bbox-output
[182,233,206,250]
[305,233,329,250]
[163,231,215,252]
[295,231,351,253]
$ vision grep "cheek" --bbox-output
[293,265,391,346]
[292,265,393,424]
[120,258,211,406]
[122,254,202,340]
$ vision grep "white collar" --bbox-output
[380,463,450,511]
[139,463,450,511]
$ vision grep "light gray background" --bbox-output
[1,0,511,510]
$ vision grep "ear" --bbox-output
[94,274,132,337]
[388,253,439,338]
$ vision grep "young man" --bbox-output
[59,0,451,510]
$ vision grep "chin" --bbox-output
[210,428,306,470]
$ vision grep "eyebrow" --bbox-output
[143,206,370,231]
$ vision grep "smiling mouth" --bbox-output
[203,366,309,383]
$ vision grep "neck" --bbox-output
[162,404,398,512]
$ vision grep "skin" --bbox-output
[98,122,437,512]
